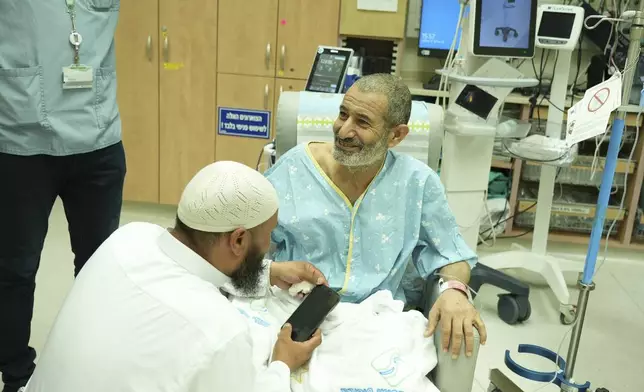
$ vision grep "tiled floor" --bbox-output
[3,199,643,391]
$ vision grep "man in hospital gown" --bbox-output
[24,161,326,392]
[265,73,487,358]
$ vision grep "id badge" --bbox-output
[62,65,94,89]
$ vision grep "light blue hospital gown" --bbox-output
[265,143,477,304]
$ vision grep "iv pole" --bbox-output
[564,1,644,385]
[503,3,643,391]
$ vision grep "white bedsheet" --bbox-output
[231,288,440,392]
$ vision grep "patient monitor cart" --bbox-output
[478,4,586,325]
[437,0,538,325]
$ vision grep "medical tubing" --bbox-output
[582,119,625,284]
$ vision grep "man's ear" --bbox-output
[388,124,409,148]
[228,228,250,257]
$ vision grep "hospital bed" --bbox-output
[273,91,480,392]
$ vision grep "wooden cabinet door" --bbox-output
[277,0,341,79]
[218,0,278,77]
[215,74,276,168]
[272,78,307,132]
[159,0,218,205]
[115,0,160,203]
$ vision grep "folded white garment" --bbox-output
[231,289,439,392]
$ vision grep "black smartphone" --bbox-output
[284,285,340,342]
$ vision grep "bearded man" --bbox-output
[24,161,327,392]
[265,73,487,359]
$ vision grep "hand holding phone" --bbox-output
[271,285,340,370]
[284,284,340,342]
[271,324,322,371]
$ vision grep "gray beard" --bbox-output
[332,138,388,168]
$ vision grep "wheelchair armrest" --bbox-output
[423,276,480,392]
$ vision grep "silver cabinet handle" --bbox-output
[163,35,169,62]
[280,45,286,71]
[146,36,153,61]
[265,43,271,70]
[264,84,269,109]
[280,85,283,95]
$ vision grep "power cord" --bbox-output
[437,2,466,111]
[255,141,275,171]
[478,168,563,245]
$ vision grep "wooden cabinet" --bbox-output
[219,0,339,79]
[277,0,341,79]
[116,0,218,205]
[215,0,340,166]
[158,0,218,205]
[216,74,276,168]
[117,0,340,203]
[218,0,278,77]
[115,0,160,203]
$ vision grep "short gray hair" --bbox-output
[352,73,412,128]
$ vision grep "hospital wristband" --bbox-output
[438,278,472,302]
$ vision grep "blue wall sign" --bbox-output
[218,107,271,139]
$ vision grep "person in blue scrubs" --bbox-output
[0,2,124,391]
[265,73,487,358]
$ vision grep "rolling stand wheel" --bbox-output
[559,304,577,325]
[497,294,531,325]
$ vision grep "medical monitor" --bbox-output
[535,5,584,51]
[470,0,537,58]
[305,46,353,94]
[418,0,462,58]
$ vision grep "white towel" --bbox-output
[231,288,440,392]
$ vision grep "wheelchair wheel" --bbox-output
[497,294,531,325]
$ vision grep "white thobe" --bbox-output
[24,222,290,392]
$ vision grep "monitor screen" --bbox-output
[305,48,352,94]
[538,11,575,39]
[473,0,537,58]
[418,0,462,57]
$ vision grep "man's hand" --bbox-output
[425,289,487,359]
[272,324,322,371]
[269,261,329,290]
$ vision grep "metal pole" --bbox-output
[564,282,594,379]
[563,2,644,387]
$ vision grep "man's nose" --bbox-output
[336,120,356,139]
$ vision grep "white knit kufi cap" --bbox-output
[177,161,279,232]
